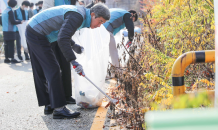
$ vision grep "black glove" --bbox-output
[72,44,84,54]
[71,60,85,76]
[125,40,132,49]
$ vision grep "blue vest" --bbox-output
[55,0,71,6]
[15,7,28,20]
[103,8,129,35]
[15,7,29,31]
[33,9,38,15]
[2,7,16,32]
[28,5,91,43]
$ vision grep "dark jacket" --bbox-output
[71,0,77,5]
[123,13,134,41]
[57,12,83,62]
[28,9,34,19]
[27,6,91,62]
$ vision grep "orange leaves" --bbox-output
[185,70,190,75]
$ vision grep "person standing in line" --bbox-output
[37,1,43,11]
[33,1,43,15]
[2,0,24,64]
[33,3,38,15]
[14,0,30,61]
[28,3,34,19]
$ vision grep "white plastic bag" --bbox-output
[16,21,28,53]
[112,29,129,67]
[115,29,141,67]
[72,25,110,108]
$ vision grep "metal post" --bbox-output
[172,50,215,96]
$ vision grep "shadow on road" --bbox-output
[0,56,32,72]
[9,61,32,72]
[41,105,98,130]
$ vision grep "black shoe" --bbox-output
[44,105,54,115]
[18,56,23,61]
[25,57,30,61]
[53,106,80,119]
[11,59,21,64]
[4,59,11,63]
[66,97,76,104]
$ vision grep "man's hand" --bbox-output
[72,44,84,54]
[125,41,132,49]
[71,60,85,76]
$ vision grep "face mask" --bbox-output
[36,6,39,9]
[24,7,28,10]
[39,7,42,10]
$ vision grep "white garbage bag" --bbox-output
[113,29,129,67]
[72,25,110,108]
[16,21,28,53]
[115,29,141,67]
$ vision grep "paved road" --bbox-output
[0,55,113,130]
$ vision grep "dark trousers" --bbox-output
[16,31,29,59]
[26,30,66,108]
[51,42,72,97]
[4,40,15,59]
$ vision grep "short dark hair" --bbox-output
[129,10,138,22]
[38,1,43,5]
[8,0,17,8]
[99,0,106,3]
[35,3,38,6]
[22,1,30,6]
[30,3,34,7]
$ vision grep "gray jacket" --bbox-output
[28,9,34,19]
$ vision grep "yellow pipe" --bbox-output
[205,50,215,62]
[172,50,215,96]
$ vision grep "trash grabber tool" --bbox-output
[73,66,118,104]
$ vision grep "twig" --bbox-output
[188,0,192,18]
[108,62,128,69]
[132,68,143,78]
[120,38,142,69]
[205,0,214,10]
[143,13,161,50]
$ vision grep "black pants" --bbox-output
[26,30,66,108]
[16,31,29,59]
[4,40,15,59]
[51,41,72,97]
